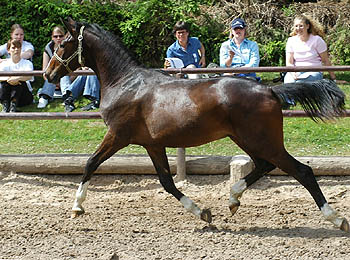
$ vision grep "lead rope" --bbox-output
[77,26,85,67]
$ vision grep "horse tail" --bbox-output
[271,79,346,121]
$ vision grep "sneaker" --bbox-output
[9,102,17,113]
[1,101,10,113]
[65,103,75,112]
[53,90,62,99]
[81,100,100,111]
[61,92,70,105]
[37,97,49,108]
[64,104,75,112]
[64,96,75,112]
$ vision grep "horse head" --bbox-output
[44,17,86,84]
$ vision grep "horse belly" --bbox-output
[165,130,228,148]
[145,113,230,148]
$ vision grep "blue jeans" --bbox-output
[284,72,323,83]
[235,72,261,82]
[39,76,71,99]
[67,75,100,101]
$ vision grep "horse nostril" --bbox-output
[45,72,55,83]
[43,72,50,82]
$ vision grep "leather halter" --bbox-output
[53,26,85,73]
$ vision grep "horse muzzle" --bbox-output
[44,70,60,84]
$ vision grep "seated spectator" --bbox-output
[0,24,34,61]
[62,67,100,112]
[284,14,336,83]
[37,26,70,108]
[0,23,35,110]
[164,21,206,79]
[0,39,34,112]
[219,18,260,81]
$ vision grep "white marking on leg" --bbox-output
[72,181,90,212]
[229,179,247,205]
[321,203,343,228]
[180,196,201,218]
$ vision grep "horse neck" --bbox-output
[84,31,139,86]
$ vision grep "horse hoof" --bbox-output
[229,203,240,216]
[71,210,84,219]
[340,218,350,232]
[201,209,212,223]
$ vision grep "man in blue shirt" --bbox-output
[220,18,260,81]
[165,21,206,79]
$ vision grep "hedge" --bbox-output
[0,0,349,80]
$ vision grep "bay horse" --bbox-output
[45,17,348,232]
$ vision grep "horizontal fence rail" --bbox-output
[163,65,350,74]
[1,65,350,77]
[0,70,95,77]
[0,112,102,120]
[1,110,350,120]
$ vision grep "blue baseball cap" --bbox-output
[231,18,246,29]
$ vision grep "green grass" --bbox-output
[1,73,349,156]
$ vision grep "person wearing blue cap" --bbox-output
[219,18,260,81]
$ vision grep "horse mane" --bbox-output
[81,21,142,73]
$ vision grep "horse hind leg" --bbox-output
[277,154,349,232]
[71,129,128,218]
[229,157,276,215]
[146,146,212,223]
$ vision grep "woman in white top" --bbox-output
[0,24,34,61]
[284,14,336,83]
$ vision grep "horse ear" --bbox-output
[62,17,78,37]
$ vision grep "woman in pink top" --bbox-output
[284,14,336,83]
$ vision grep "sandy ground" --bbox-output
[1,171,350,260]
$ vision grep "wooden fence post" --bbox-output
[174,72,187,181]
[176,148,186,181]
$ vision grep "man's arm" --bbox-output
[199,43,206,67]
[6,75,32,85]
[220,41,233,67]
[244,42,260,67]
[21,49,34,60]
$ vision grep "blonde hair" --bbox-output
[52,25,65,36]
[10,24,24,34]
[290,14,325,38]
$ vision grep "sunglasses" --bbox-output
[53,35,64,38]
[176,30,188,35]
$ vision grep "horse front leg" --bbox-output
[229,157,276,215]
[145,146,212,223]
[71,130,128,218]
